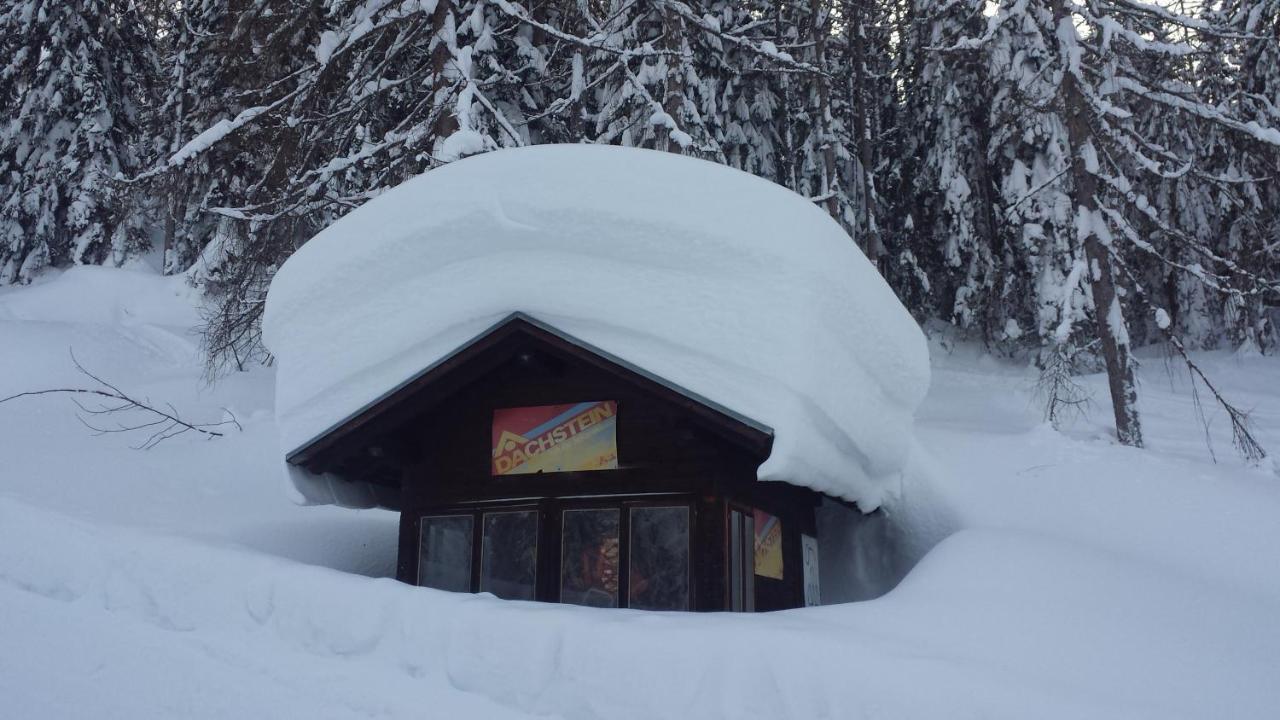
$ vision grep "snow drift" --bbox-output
[264,145,929,507]
[4,266,1280,719]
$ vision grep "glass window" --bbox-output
[480,510,538,600]
[418,515,473,593]
[629,506,690,611]
[560,508,621,607]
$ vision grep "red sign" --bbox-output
[492,401,619,475]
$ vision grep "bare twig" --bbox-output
[1164,334,1267,464]
[0,350,241,450]
[1035,340,1096,428]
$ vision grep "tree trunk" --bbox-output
[162,178,178,275]
[658,3,684,154]
[773,0,797,190]
[1061,38,1143,447]
[431,0,459,142]
[810,0,839,218]
[847,0,882,266]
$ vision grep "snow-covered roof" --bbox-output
[264,145,929,509]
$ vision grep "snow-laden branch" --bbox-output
[492,0,670,57]
[132,0,430,182]
[168,103,278,166]
[125,91,301,183]
[1097,195,1278,300]
[1115,76,1280,148]
[312,0,406,67]
[1109,0,1262,39]
[656,0,826,75]
[1083,10,1200,57]
[931,0,1029,52]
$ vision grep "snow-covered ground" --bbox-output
[2,266,1278,719]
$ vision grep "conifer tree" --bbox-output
[951,0,1280,445]
[895,0,1002,336]
[0,0,158,283]
[82,0,1275,386]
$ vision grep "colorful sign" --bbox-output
[753,510,784,580]
[492,401,618,475]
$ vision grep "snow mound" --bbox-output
[0,264,200,328]
[264,145,930,507]
[5,495,1280,720]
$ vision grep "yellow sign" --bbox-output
[754,510,783,580]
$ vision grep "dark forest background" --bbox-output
[2,0,1278,447]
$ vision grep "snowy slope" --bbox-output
[3,267,1280,719]
[0,266,400,577]
[264,145,929,509]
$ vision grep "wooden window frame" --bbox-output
[557,503,624,608]
[627,504,693,611]
[416,513,475,590]
[413,494,696,610]
[478,507,540,600]
[726,503,756,612]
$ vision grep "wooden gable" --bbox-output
[286,313,774,510]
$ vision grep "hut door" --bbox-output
[728,507,755,612]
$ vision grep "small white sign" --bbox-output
[801,534,820,607]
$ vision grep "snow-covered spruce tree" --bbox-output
[151,0,542,372]
[577,0,798,164]
[893,0,1003,338]
[0,0,159,284]
[893,0,1082,357]
[158,0,331,370]
[574,2,705,152]
[1127,39,1233,350]
[1200,0,1280,352]
[142,0,846,373]
[831,0,897,267]
[985,0,1080,362]
[149,0,263,276]
[710,2,787,179]
[952,0,1280,446]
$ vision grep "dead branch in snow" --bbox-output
[0,350,241,450]
[1165,334,1267,465]
[1035,340,1096,429]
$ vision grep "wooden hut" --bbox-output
[265,145,930,612]
[287,313,823,610]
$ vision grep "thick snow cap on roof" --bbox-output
[264,145,929,509]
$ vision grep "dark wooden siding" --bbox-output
[299,316,820,611]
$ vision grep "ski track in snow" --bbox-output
[2,267,1279,719]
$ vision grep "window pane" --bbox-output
[419,515,473,593]
[629,506,690,611]
[480,510,538,600]
[560,509,621,607]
